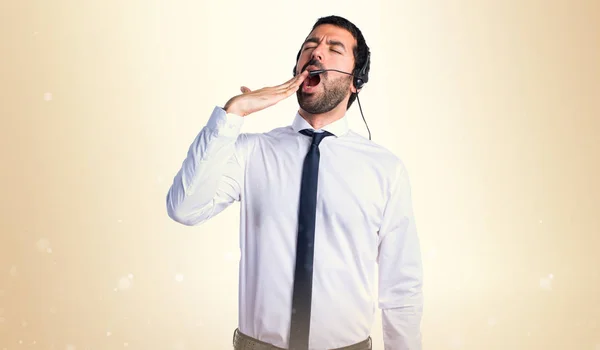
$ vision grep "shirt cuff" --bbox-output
[206,106,244,138]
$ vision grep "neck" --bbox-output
[298,103,347,130]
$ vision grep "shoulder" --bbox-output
[236,125,296,150]
[343,130,406,169]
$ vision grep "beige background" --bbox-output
[1,0,599,349]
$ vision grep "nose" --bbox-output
[310,44,324,62]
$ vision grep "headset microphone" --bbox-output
[306,69,371,140]
[308,69,350,76]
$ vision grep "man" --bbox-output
[166,15,423,350]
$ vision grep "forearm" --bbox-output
[382,300,423,350]
[166,106,244,225]
[378,160,424,349]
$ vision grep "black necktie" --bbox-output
[288,129,334,350]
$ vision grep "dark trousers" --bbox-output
[233,328,372,350]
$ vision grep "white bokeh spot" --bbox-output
[539,275,553,291]
[173,339,187,350]
[175,273,184,282]
[9,265,18,277]
[36,238,51,252]
[448,334,464,349]
[118,276,132,291]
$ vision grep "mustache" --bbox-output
[301,59,323,73]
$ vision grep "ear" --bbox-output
[351,80,362,94]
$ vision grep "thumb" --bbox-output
[240,86,252,94]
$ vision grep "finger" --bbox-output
[274,70,309,90]
[293,70,310,84]
[287,70,309,91]
[240,86,251,94]
[276,70,309,92]
[279,73,308,97]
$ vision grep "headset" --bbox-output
[293,50,372,140]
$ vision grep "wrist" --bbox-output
[224,99,245,117]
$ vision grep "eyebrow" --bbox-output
[303,37,347,52]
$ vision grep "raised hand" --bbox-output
[223,70,309,117]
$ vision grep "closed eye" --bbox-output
[303,46,341,54]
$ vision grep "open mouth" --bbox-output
[302,74,321,92]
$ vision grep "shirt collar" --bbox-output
[291,111,349,137]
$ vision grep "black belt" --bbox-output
[233,328,372,350]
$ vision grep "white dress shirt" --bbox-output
[166,106,423,350]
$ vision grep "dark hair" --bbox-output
[295,15,371,110]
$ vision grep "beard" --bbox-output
[296,74,352,114]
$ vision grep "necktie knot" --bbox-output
[300,129,333,147]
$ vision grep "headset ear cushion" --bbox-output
[355,79,364,90]
[359,52,370,85]
[358,67,368,85]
